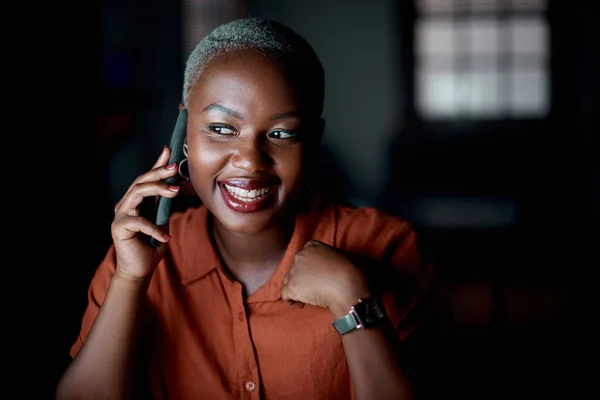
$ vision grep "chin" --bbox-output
[225,223,268,235]
[210,202,277,234]
[219,214,275,235]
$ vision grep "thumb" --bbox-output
[280,284,305,308]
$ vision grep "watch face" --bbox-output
[354,298,386,327]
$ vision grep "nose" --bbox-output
[230,136,271,173]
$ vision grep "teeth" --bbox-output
[223,184,272,202]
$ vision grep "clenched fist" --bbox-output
[280,240,372,318]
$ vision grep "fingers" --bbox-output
[152,145,172,169]
[114,146,178,213]
[280,285,296,306]
[115,181,180,217]
[111,215,171,244]
[280,274,305,308]
[280,273,293,304]
[289,301,305,309]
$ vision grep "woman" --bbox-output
[57,17,451,400]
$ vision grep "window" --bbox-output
[415,0,549,120]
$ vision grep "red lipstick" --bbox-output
[218,179,278,213]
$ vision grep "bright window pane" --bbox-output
[465,70,502,117]
[508,17,548,56]
[419,54,455,71]
[417,70,457,118]
[413,0,549,120]
[453,72,473,115]
[468,18,500,55]
[509,68,549,116]
[416,18,456,56]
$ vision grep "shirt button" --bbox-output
[238,311,245,321]
[245,380,256,392]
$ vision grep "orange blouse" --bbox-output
[70,196,448,399]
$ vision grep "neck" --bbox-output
[211,215,295,272]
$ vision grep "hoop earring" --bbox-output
[178,143,190,182]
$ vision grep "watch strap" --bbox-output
[332,310,360,335]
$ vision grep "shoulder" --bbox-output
[313,198,450,342]
[162,203,212,270]
[333,201,412,236]
[166,204,207,247]
[314,199,416,259]
[168,202,206,230]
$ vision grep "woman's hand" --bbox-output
[111,146,180,281]
[280,240,372,317]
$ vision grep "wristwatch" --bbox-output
[332,296,387,335]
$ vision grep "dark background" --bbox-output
[14,0,594,398]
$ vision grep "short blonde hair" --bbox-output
[182,17,325,117]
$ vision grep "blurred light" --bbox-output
[468,70,502,116]
[416,18,455,56]
[510,68,549,116]
[468,18,499,55]
[508,17,548,56]
[412,196,517,229]
[417,70,457,117]
[414,0,549,120]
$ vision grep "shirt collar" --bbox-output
[248,194,333,303]
[177,194,334,297]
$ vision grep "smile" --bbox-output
[223,184,272,202]
[218,179,278,213]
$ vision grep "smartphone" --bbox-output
[149,108,188,248]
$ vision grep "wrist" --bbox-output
[114,268,153,286]
[329,287,372,319]
[331,294,388,336]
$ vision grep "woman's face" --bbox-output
[185,50,321,234]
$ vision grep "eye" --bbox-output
[207,124,235,135]
[268,130,297,140]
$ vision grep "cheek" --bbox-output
[186,142,230,197]
[273,148,306,184]
[187,140,228,174]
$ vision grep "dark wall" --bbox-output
[16,1,106,397]
[18,1,182,397]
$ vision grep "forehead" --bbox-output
[189,50,300,109]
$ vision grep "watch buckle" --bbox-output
[349,308,364,329]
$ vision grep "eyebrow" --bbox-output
[202,104,244,120]
[270,110,302,121]
[202,103,302,121]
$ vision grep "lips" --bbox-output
[218,178,279,213]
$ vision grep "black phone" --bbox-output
[149,108,188,248]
